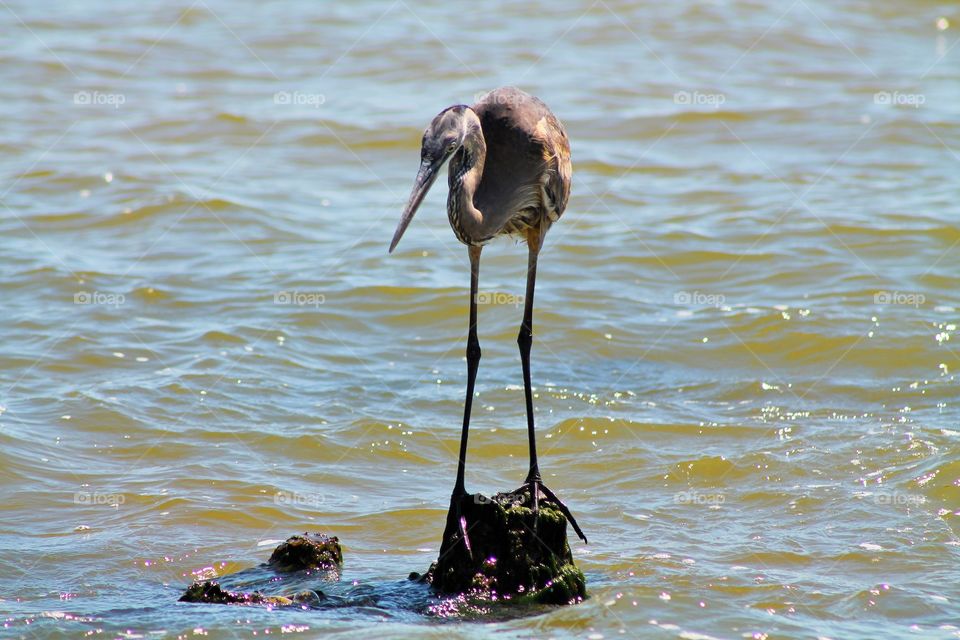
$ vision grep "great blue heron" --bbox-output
[390,86,586,545]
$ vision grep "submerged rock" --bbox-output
[268,532,343,574]
[178,580,302,606]
[423,487,586,605]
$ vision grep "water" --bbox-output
[2,0,959,637]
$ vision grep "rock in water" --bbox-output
[268,532,343,574]
[424,487,586,605]
[179,581,298,606]
[179,533,340,606]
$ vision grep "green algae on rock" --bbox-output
[423,487,586,605]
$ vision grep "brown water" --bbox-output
[3,0,960,638]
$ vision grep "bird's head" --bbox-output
[389,105,479,252]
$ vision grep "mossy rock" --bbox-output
[179,532,340,606]
[268,532,342,574]
[424,487,586,605]
[178,580,305,606]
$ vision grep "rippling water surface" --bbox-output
[3,1,960,638]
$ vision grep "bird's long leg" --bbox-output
[518,227,587,544]
[519,230,541,494]
[450,245,482,555]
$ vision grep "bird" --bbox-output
[389,86,586,547]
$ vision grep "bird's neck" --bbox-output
[447,126,486,241]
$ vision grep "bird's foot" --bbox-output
[449,491,474,560]
[520,477,588,544]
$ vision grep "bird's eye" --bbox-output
[447,141,457,153]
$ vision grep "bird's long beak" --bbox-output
[389,157,442,253]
